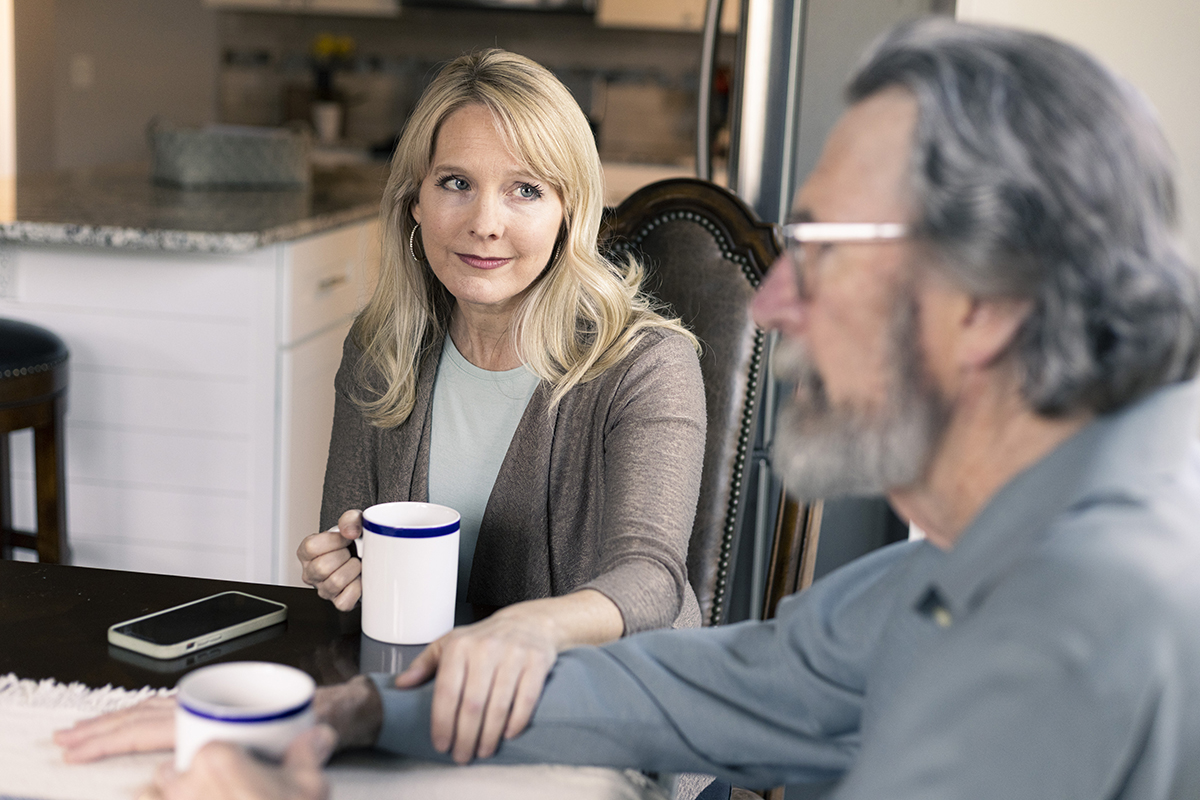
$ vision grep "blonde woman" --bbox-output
[53,49,707,779]
[298,49,706,763]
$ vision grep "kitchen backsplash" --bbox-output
[215,6,735,166]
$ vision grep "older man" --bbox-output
[61,16,1200,800]
[363,17,1200,796]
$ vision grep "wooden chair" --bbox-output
[601,177,779,627]
[0,318,70,563]
[604,180,829,800]
[762,493,824,620]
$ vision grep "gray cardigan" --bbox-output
[320,327,706,633]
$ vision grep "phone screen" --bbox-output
[114,592,284,646]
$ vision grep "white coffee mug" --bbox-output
[358,501,460,645]
[174,661,316,771]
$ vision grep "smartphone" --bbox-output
[107,591,288,660]
[107,621,287,674]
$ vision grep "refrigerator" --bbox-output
[706,0,953,623]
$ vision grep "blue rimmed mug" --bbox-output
[174,661,315,770]
[358,501,460,645]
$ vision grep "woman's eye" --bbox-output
[516,183,544,200]
[436,175,470,191]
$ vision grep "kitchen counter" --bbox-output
[0,167,383,585]
[0,163,389,253]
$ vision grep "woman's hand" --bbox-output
[55,695,176,763]
[298,510,365,611]
[393,589,623,764]
[137,725,335,800]
[55,676,382,765]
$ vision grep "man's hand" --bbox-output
[297,510,365,611]
[137,725,335,800]
[55,695,176,763]
[312,675,384,750]
[55,675,383,765]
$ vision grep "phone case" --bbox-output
[106,591,288,660]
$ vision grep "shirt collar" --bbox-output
[916,379,1200,623]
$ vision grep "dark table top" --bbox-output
[0,561,417,691]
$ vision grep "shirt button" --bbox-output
[932,606,953,628]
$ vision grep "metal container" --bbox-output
[149,122,312,189]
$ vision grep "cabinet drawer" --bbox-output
[282,221,379,345]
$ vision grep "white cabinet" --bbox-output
[203,0,399,16]
[0,220,379,585]
[596,0,739,32]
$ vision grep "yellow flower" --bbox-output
[312,33,355,62]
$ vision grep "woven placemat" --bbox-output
[0,674,172,800]
[0,674,668,800]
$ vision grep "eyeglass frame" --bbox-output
[780,222,909,300]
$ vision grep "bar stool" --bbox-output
[1,318,70,563]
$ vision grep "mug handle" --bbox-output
[354,535,364,559]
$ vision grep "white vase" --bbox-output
[311,101,343,145]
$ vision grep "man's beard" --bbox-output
[772,292,951,501]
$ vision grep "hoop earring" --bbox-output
[409,224,426,263]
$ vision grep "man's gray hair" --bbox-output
[848,17,1200,415]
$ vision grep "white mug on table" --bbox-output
[174,661,316,770]
[356,501,460,645]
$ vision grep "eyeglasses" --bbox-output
[780,222,909,299]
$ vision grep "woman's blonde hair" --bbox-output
[352,48,696,427]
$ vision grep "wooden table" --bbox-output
[0,560,376,690]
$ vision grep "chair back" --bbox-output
[762,494,824,619]
[601,178,778,625]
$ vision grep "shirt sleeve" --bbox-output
[579,331,708,633]
[319,334,381,531]
[373,541,918,789]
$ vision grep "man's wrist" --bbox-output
[314,674,383,750]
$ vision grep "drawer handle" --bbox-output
[317,274,348,291]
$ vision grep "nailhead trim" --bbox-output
[616,210,768,626]
[1,354,67,380]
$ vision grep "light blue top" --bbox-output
[428,335,540,604]
[375,379,1200,798]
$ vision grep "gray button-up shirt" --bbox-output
[375,380,1200,798]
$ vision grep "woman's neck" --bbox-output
[448,304,523,371]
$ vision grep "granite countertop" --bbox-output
[0,163,390,253]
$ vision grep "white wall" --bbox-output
[957,0,1200,264]
[13,0,54,175]
[52,0,219,169]
[0,0,14,180]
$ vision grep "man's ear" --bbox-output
[957,295,1032,369]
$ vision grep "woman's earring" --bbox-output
[409,224,426,263]
[551,240,562,265]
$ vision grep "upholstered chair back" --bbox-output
[601,178,778,625]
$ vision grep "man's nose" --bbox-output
[751,255,807,333]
